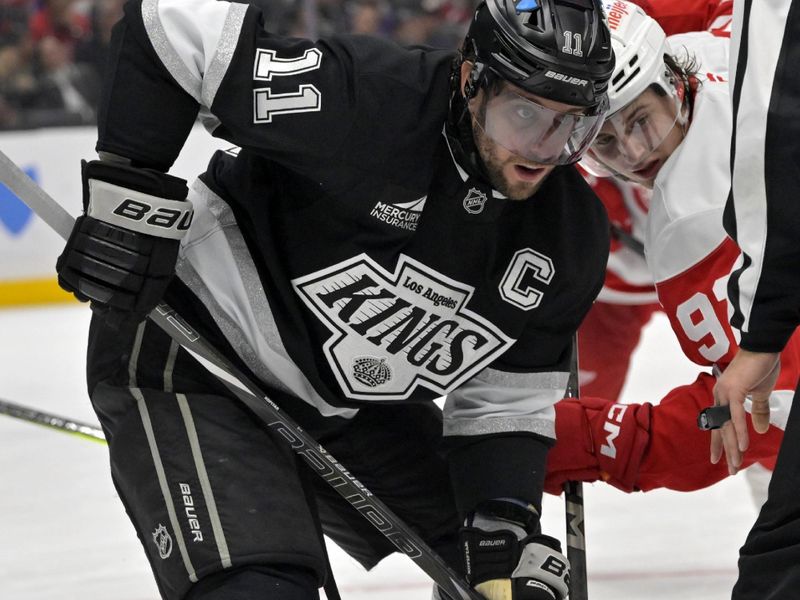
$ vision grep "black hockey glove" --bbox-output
[459,499,570,600]
[56,159,191,330]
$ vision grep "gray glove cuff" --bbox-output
[469,512,528,540]
[86,178,193,240]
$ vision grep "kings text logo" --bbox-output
[293,255,513,400]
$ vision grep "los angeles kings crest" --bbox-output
[293,254,513,400]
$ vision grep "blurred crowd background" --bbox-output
[0,0,477,130]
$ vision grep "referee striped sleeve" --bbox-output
[725,0,800,352]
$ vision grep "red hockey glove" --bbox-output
[545,396,652,494]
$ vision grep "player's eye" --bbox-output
[512,103,536,121]
[593,133,615,147]
[506,100,536,125]
[625,109,650,135]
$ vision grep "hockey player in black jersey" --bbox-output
[55,0,614,598]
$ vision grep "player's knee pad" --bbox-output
[186,564,319,600]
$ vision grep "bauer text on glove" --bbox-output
[56,159,191,329]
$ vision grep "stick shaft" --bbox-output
[564,334,589,600]
[0,152,73,240]
[0,398,106,442]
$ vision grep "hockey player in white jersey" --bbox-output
[575,0,734,403]
[545,0,800,496]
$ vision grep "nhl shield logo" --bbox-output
[463,188,487,214]
[152,524,173,559]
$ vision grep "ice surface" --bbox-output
[0,305,761,599]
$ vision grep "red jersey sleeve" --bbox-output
[655,237,740,367]
[630,0,732,35]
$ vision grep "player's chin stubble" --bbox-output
[474,127,547,201]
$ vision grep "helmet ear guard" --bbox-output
[463,60,486,100]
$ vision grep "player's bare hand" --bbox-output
[711,350,780,474]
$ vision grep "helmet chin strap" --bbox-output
[446,57,493,184]
[667,65,693,128]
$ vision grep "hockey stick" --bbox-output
[610,222,645,258]
[0,397,106,443]
[0,150,482,600]
[3,390,591,597]
[563,335,589,600]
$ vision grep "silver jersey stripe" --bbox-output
[443,414,555,439]
[128,323,198,583]
[475,367,569,392]
[141,0,202,102]
[178,178,358,419]
[201,2,247,109]
[443,368,565,439]
[163,339,180,392]
[176,394,232,568]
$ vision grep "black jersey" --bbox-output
[94,0,609,512]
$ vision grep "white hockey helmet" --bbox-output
[602,0,672,114]
[580,0,687,180]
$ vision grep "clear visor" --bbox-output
[468,84,607,166]
[582,72,684,176]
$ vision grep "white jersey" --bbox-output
[596,28,795,430]
[646,33,731,287]
[589,30,732,308]
[641,30,793,428]
[643,33,744,367]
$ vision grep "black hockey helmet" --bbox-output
[462,0,615,112]
[448,0,616,166]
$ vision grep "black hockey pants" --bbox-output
[86,317,461,600]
